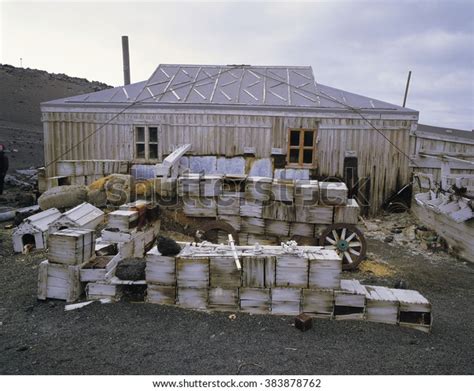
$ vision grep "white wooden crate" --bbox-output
[334,279,368,320]
[208,288,239,311]
[275,254,308,288]
[209,256,241,288]
[240,288,270,314]
[177,288,208,310]
[145,248,176,286]
[242,256,276,288]
[48,228,95,265]
[302,289,334,319]
[307,250,342,289]
[365,285,399,325]
[176,257,209,288]
[146,284,176,305]
[271,288,301,315]
[37,260,83,303]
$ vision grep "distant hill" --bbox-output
[0,64,111,170]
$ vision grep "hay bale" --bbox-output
[38,185,88,210]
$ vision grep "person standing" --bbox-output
[0,144,9,195]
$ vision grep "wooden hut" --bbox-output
[41,64,419,215]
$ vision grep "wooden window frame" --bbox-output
[134,126,159,162]
[286,128,317,168]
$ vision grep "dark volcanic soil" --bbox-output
[0,64,111,170]
[0,220,473,375]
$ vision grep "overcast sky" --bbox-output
[1,0,473,129]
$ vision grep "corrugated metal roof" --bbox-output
[416,124,474,140]
[42,64,416,113]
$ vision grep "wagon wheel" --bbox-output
[199,221,240,245]
[319,223,366,270]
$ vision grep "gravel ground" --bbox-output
[0,219,473,375]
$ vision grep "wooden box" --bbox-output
[265,219,290,237]
[391,288,432,332]
[241,217,265,235]
[240,288,270,314]
[222,174,247,193]
[262,201,295,222]
[80,256,113,282]
[334,198,360,224]
[107,210,139,232]
[178,173,201,196]
[177,288,208,310]
[334,279,368,320]
[271,288,302,315]
[145,248,176,286]
[240,199,263,218]
[210,256,241,288]
[271,179,295,202]
[217,215,241,231]
[176,257,209,288]
[183,196,217,217]
[302,289,334,318]
[48,228,95,265]
[365,285,399,325]
[242,256,276,288]
[307,250,342,289]
[245,176,272,202]
[217,192,242,215]
[246,234,278,246]
[319,182,348,206]
[275,254,308,288]
[37,260,83,302]
[295,205,333,224]
[295,180,319,206]
[201,175,223,197]
[208,288,239,311]
[85,282,121,301]
[289,222,315,238]
[146,284,176,305]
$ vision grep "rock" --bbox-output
[157,236,181,256]
[115,258,146,281]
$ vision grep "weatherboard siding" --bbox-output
[42,110,415,215]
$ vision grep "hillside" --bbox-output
[0,64,111,170]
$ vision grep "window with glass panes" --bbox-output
[287,129,316,166]
[135,126,158,160]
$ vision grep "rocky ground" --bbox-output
[0,207,472,375]
[0,64,111,170]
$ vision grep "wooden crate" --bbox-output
[176,257,209,288]
[295,205,333,224]
[262,201,295,222]
[217,192,242,215]
[146,284,176,305]
[307,250,342,289]
[209,257,241,288]
[217,215,241,231]
[80,256,113,282]
[334,198,360,224]
[240,199,263,218]
[107,210,139,232]
[271,288,302,315]
[48,228,95,265]
[183,196,217,217]
[275,255,308,288]
[241,217,265,235]
[177,288,208,310]
[391,288,432,332]
[289,222,315,238]
[85,282,121,301]
[242,256,276,288]
[245,176,272,202]
[334,279,368,320]
[302,289,334,318]
[37,260,83,302]
[208,288,239,311]
[177,173,201,196]
[265,219,289,237]
[201,175,223,197]
[145,248,176,286]
[222,174,247,193]
[295,180,319,206]
[246,234,278,245]
[271,179,295,202]
[319,182,348,206]
[240,288,270,314]
[365,285,399,325]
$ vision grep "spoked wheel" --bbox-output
[199,221,240,245]
[319,223,366,270]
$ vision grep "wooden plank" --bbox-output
[319,182,348,206]
[146,285,176,305]
[295,205,333,224]
[177,288,208,310]
[210,256,241,287]
[262,201,295,222]
[208,288,239,311]
[37,260,49,300]
[334,198,360,224]
[265,219,289,237]
[240,288,270,314]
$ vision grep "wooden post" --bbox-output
[228,234,241,270]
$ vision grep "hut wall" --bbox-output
[42,110,416,215]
